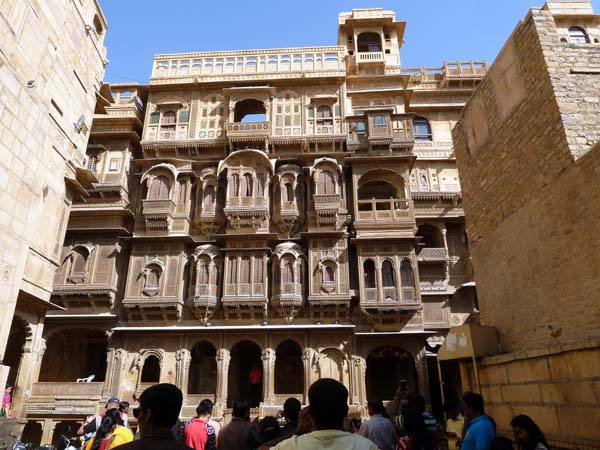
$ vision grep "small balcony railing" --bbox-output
[226,122,270,139]
[357,52,385,64]
[30,382,105,398]
[313,194,341,209]
[142,199,176,216]
[443,61,488,80]
[226,196,268,209]
[418,247,448,261]
[357,198,410,221]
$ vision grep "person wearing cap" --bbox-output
[115,383,192,450]
[78,396,129,436]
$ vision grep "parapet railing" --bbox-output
[151,46,346,81]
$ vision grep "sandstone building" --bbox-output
[0,0,107,439]
[452,0,600,447]
[4,8,484,443]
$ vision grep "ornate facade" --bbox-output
[6,8,484,444]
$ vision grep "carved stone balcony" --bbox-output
[222,282,267,321]
[357,51,385,64]
[52,285,117,309]
[361,287,421,324]
[272,281,304,323]
[26,382,105,416]
[122,297,184,321]
[419,277,447,294]
[189,284,219,324]
[313,194,342,227]
[142,199,176,231]
[441,61,488,87]
[354,199,415,237]
[417,247,449,263]
[224,197,269,230]
[226,122,271,148]
[273,201,304,236]
[195,204,225,236]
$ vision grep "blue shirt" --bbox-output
[461,415,496,450]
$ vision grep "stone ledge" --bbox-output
[481,336,600,366]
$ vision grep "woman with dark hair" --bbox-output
[396,404,434,450]
[511,415,549,450]
[85,408,133,450]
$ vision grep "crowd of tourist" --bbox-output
[72,380,552,450]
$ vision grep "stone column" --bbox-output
[415,347,431,407]
[261,348,275,405]
[215,348,230,413]
[40,419,56,445]
[350,355,366,406]
[442,226,450,279]
[175,349,191,394]
[301,348,313,403]
[13,322,45,418]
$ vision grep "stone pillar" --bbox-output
[13,322,45,418]
[40,419,56,445]
[301,348,313,403]
[175,349,191,396]
[261,348,275,405]
[350,355,366,407]
[415,347,431,407]
[442,226,450,279]
[215,348,230,414]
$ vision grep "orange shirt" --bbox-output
[249,368,262,384]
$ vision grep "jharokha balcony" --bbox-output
[142,199,176,230]
[27,382,105,416]
[226,122,270,139]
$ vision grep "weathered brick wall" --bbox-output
[462,340,600,448]
[452,7,600,352]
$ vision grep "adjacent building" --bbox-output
[452,0,600,447]
[5,8,483,443]
[0,0,108,439]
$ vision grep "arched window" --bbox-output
[148,176,170,200]
[282,261,294,283]
[92,15,104,37]
[228,257,237,283]
[255,173,265,198]
[141,355,160,382]
[382,260,395,287]
[197,261,209,285]
[325,265,335,283]
[240,256,251,283]
[230,174,240,196]
[357,32,382,52]
[176,179,187,204]
[282,183,293,203]
[144,266,161,294]
[400,259,415,301]
[413,116,432,141]
[242,173,253,197]
[317,170,336,195]
[203,185,215,205]
[70,248,88,276]
[569,26,590,44]
[364,259,376,289]
[316,106,333,126]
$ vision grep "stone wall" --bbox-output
[462,339,600,447]
[0,0,107,365]
[452,5,600,352]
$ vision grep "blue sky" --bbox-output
[99,0,600,84]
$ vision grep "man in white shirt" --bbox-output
[273,378,378,450]
[359,400,396,450]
